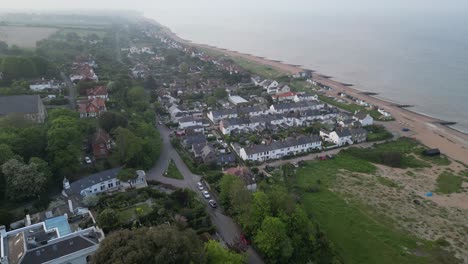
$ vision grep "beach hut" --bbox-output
[422,148,440,157]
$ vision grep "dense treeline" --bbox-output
[219,174,342,264]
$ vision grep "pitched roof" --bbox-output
[20,230,99,264]
[354,110,370,120]
[68,167,121,195]
[243,135,320,155]
[92,129,111,145]
[272,91,296,99]
[0,95,42,116]
[335,128,351,137]
[86,86,108,96]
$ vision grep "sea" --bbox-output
[146,3,468,133]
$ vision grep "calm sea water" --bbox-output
[147,9,468,133]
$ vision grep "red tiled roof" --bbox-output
[272,91,296,98]
[77,98,106,114]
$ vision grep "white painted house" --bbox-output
[178,116,204,129]
[29,79,60,91]
[63,168,147,197]
[353,111,374,126]
[239,135,322,161]
[320,129,353,147]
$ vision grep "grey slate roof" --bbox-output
[21,232,99,264]
[211,108,238,118]
[244,135,321,155]
[238,105,268,115]
[354,110,370,120]
[68,167,121,195]
[178,116,197,122]
[0,95,41,115]
[335,128,352,137]
[222,117,251,126]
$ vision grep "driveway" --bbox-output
[147,123,264,264]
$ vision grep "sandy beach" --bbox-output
[152,19,468,164]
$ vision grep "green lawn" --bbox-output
[164,160,184,180]
[117,203,151,222]
[342,138,432,169]
[231,57,284,79]
[294,155,460,264]
[318,94,388,120]
[53,28,107,39]
[435,172,463,194]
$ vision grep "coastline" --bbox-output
[147,18,468,164]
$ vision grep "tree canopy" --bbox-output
[91,226,206,264]
[1,159,47,201]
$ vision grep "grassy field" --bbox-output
[342,138,435,169]
[52,28,107,40]
[231,56,284,79]
[293,152,459,264]
[435,172,463,194]
[164,160,184,180]
[117,203,152,222]
[0,26,58,48]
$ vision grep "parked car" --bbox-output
[197,182,204,190]
[402,128,410,132]
[158,121,163,125]
[202,191,211,199]
[319,156,327,161]
[208,200,217,208]
[84,157,92,164]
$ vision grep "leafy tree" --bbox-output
[254,216,293,263]
[29,157,53,183]
[97,209,119,232]
[0,144,15,165]
[249,192,271,231]
[48,108,78,120]
[205,240,245,264]
[207,96,217,107]
[47,114,82,177]
[91,226,206,264]
[1,159,47,201]
[117,168,137,186]
[113,127,143,166]
[14,126,47,161]
[0,56,38,80]
[98,111,128,133]
[82,194,100,207]
[214,88,228,99]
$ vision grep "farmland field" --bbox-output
[0,26,58,48]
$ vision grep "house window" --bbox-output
[93,188,97,192]
[116,180,120,186]
[100,185,105,191]
[108,183,113,188]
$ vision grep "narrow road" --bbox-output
[60,72,76,109]
[147,123,264,264]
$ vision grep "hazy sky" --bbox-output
[2,0,468,16]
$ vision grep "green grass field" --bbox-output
[117,203,152,222]
[164,160,184,180]
[52,28,107,39]
[231,57,284,78]
[435,172,463,194]
[291,147,460,264]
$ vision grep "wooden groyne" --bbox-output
[360,92,379,95]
